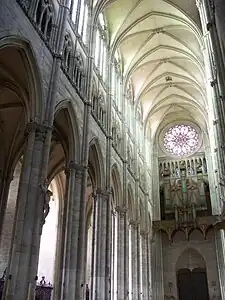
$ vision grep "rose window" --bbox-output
[163,124,199,157]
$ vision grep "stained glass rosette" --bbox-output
[163,124,199,157]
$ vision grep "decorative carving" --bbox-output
[25,122,50,142]
[153,215,219,242]
[39,179,53,226]
[115,206,127,217]
[129,219,139,228]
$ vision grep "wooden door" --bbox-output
[177,268,209,300]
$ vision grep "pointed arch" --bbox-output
[88,138,105,189]
[54,99,81,164]
[0,35,44,121]
[176,248,206,271]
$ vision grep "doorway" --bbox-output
[177,268,209,300]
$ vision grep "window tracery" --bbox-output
[35,0,53,41]
[163,124,199,157]
[94,13,107,80]
[71,0,88,43]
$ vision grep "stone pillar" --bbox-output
[147,235,152,299]
[62,162,87,300]
[129,220,139,300]
[140,232,149,299]
[0,174,13,238]
[197,0,225,175]
[151,232,164,300]
[116,207,129,300]
[92,189,110,300]
[53,171,69,300]
[3,122,51,300]
[215,229,225,299]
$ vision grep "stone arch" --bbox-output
[0,35,43,122]
[88,138,105,189]
[111,163,122,208]
[176,248,206,271]
[54,99,81,165]
[0,36,44,235]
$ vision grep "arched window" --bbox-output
[94,13,107,80]
[74,52,85,94]
[111,58,122,110]
[62,34,73,73]
[35,0,54,42]
[71,0,78,23]
[78,2,88,43]
[70,1,88,43]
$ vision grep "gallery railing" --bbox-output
[0,275,53,300]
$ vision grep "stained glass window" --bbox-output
[163,124,199,157]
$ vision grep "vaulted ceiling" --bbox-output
[100,0,208,138]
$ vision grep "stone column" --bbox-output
[116,207,129,300]
[53,170,69,300]
[215,229,225,299]
[129,220,139,300]
[92,189,110,300]
[0,173,13,240]
[61,162,87,300]
[3,122,50,300]
[147,234,152,299]
[140,231,149,299]
[151,232,164,300]
[197,0,225,174]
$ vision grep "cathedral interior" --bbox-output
[0,0,225,299]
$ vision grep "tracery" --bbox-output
[163,124,199,157]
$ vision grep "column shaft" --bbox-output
[151,233,164,300]
[130,222,139,299]
[140,233,148,299]
[215,230,225,299]
[92,190,109,300]
[62,163,86,300]
[4,123,49,300]
[116,209,128,300]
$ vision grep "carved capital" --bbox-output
[25,122,51,142]
[129,219,139,228]
[115,206,127,217]
[140,230,149,238]
[68,161,87,178]
[95,188,111,200]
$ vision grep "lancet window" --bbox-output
[71,0,88,43]
[35,0,54,41]
[94,13,107,80]
[111,55,122,110]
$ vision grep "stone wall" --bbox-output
[162,229,221,299]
